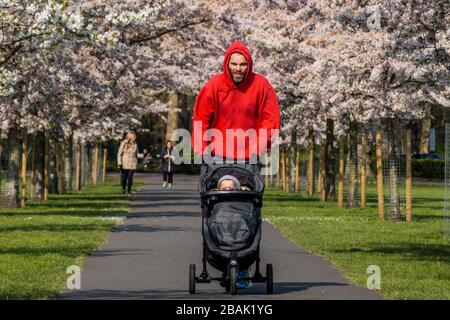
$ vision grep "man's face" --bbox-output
[228,52,248,84]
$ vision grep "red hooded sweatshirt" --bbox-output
[192,41,280,160]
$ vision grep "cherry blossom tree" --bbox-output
[0,0,210,206]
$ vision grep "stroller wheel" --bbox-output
[266,264,273,294]
[189,264,196,294]
[229,265,238,295]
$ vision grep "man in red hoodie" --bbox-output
[192,41,281,164]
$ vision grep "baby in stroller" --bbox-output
[214,175,253,287]
[189,163,273,295]
[216,175,252,191]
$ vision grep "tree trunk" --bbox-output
[405,128,412,222]
[388,157,402,220]
[295,145,300,193]
[360,132,367,208]
[32,132,45,200]
[319,139,326,200]
[30,134,36,200]
[376,132,384,221]
[102,145,107,183]
[0,136,3,199]
[338,137,345,208]
[284,147,289,191]
[388,123,402,221]
[75,142,82,190]
[308,130,314,196]
[44,132,49,201]
[268,151,274,188]
[419,104,432,154]
[276,152,281,189]
[85,144,91,187]
[64,136,73,192]
[289,130,297,192]
[81,144,87,188]
[48,140,58,194]
[281,146,286,191]
[346,121,359,208]
[57,142,66,194]
[318,143,323,195]
[92,144,99,186]
[324,119,336,201]
[4,128,20,208]
[264,155,269,189]
[20,130,28,208]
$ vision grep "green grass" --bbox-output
[263,184,450,300]
[0,178,142,299]
[1,175,448,299]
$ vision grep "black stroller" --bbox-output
[189,162,273,295]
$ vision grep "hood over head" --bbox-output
[222,41,254,88]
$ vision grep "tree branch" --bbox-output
[0,44,22,66]
[126,17,209,45]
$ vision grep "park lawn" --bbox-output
[0,178,142,300]
[263,184,450,300]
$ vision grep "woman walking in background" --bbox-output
[117,132,146,195]
[159,140,176,189]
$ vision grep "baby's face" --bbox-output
[219,180,237,190]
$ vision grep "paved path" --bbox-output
[60,173,381,300]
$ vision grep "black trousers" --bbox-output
[121,169,135,192]
[163,171,174,183]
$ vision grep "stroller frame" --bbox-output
[189,163,273,295]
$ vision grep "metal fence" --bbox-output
[382,154,406,221]
[0,134,21,208]
[444,124,450,237]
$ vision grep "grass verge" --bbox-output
[0,178,142,299]
[263,184,450,300]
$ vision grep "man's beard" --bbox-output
[232,73,244,83]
